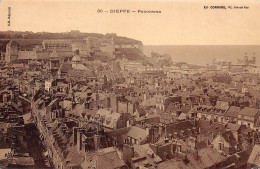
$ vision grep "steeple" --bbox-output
[50,47,59,59]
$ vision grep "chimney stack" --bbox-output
[122,144,134,166]
[252,56,256,64]
[77,130,83,151]
[196,150,199,161]
[252,131,256,146]
[94,134,100,150]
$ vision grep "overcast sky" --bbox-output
[0,0,260,45]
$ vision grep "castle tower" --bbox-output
[49,47,60,77]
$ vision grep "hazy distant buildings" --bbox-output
[85,35,115,58]
[237,54,256,65]
[42,39,72,52]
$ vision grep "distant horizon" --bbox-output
[143,45,260,66]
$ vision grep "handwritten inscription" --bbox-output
[8,7,11,26]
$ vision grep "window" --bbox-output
[176,146,181,152]
[218,143,222,150]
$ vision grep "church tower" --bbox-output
[5,40,20,64]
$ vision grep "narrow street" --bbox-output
[24,123,51,168]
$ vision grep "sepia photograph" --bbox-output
[0,0,260,168]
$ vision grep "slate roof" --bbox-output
[166,103,180,113]
[220,130,237,147]
[198,119,226,138]
[225,106,241,118]
[65,146,85,167]
[239,107,259,117]
[135,114,160,125]
[15,157,35,166]
[160,113,175,124]
[215,100,229,110]
[235,149,252,168]
[141,97,156,107]
[196,138,209,150]
[60,63,72,73]
[18,51,37,60]
[226,123,241,132]
[177,113,187,121]
[95,109,121,129]
[197,119,210,130]
[71,54,81,62]
[248,144,260,166]
[70,103,86,117]
[50,48,59,59]
[96,147,126,169]
[132,144,162,166]
[181,105,192,114]
[165,121,194,136]
[72,64,90,71]
[157,148,224,169]
[106,126,149,143]
[68,69,94,78]
[36,51,51,60]
[126,126,148,141]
